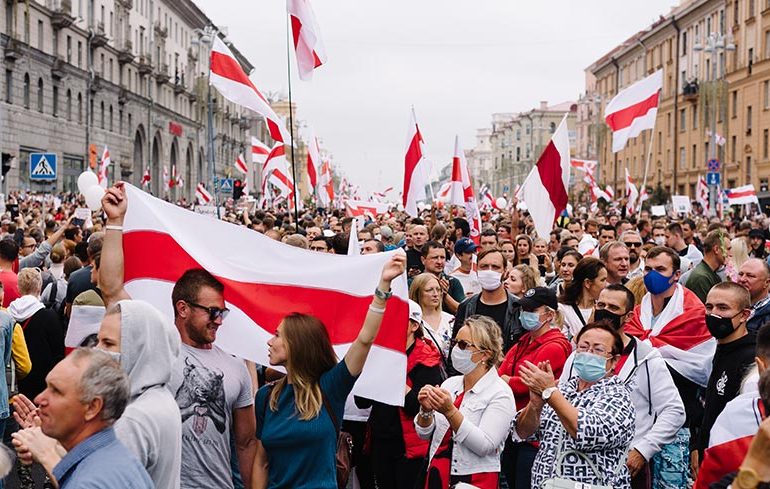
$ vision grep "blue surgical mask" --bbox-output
[643,269,675,295]
[573,352,608,382]
[520,310,542,331]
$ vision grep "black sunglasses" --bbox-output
[623,242,642,248]
[450,339,477,351]
[186,301,230,321]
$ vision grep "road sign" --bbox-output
[503,185,509,193]
[706,172,721,186]
[707,159,720,172]
[218,178,233,193]
[29,153,57,180]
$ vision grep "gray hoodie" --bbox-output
[114,300,182,489]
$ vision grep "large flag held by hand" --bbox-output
[520,114,571,238]
[287,0,327,81]
[121,183,409,405]
[605,69,663,153]
[625,168,639,215]
[210,37,291,144]
[402,109,428,217]
[307,131,321,191]
[449,135,482,244]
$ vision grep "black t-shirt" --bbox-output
[698,333,757,452]
[65,265,95,304]
[406,248,424,275]
[474,299,508,333]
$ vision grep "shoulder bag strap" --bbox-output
[422,324,447,367]
[570,303,587,327]
[321,390,340,434]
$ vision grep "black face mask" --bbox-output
[705,312,741,340]
[594,308,625,330]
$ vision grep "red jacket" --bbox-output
[498,328,572,410]
[401,337,442,459]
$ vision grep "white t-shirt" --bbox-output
[421,312,455,358]
[450,268,481,297]
[558,302,594,342]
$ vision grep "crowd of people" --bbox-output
[0,186,766,489]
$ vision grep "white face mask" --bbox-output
[451,347,481,374]
[477,270,502,291]
[654,236,666,246]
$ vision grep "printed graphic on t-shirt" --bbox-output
[175,356,227,435]
[716,371,727,396]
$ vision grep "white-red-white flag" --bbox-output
[307,132,321,191]
[449,135,482,243]
[235,153,249,175]
[402,109,428,217]
[195,182,213,204]
[162,166,170,191]
[318,159,334,207]
[287,0,327,81]
[98,146,111,189]
[262,144,295,198]
[520,114,571,238]
[121,183,408,405]
[625,168,639,215]
[210,37,290,144]
[141,168,151,188]
[606,185,615,200]
[345,200,389,219]
[605,70,663,153]
[570,158,597,176]
[696,175,710,212]
[726,184,759,206]
[435,182,451,203]
[251,137,270,165]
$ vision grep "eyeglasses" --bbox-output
[623,242,642,248]
[186,301,230,321]
[451,339,478,351]
[576,344,610,356]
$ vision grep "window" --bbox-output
[66,36,72,63]
[78,41,82,68]
[682,31,688,56]
[764,129,769,159]
[680,146,686,169]
[52,85,58,117]
[37,78,43,112]
[766,31,770,60]
[77,92,82,123]
[109,59,113,82]
[708,16,712,35]
[747,156,752,181]
[667,112,672,136]
[119,109,123,134]
[66,89,71,120]
[5,69,12,104]
[765,81,770,109]
[705,141,710,161]
[749,48,754,74]
[658,131,662,154]
[748,105,753,133]
[37,20,43,50]
[735,0,740,24]
[692,144,697,168]
[680,108,686,131]
[23,11,29,44]
[731,135,737,161]
[23,73,30,108]
[693,105,698,129]
[732,90,738,117]
[109,105,113,131]
[750,0,756,16]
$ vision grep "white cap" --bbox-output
[408,299,422,323]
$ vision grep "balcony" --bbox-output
[89,75,103,93]
[118,0,133,9]
[239,116,252,129]
[90,21,108,48]
[155,63,170,84]
[154,21,168,39]
[51,56,65,79]
[137,55,152,75]
[4,38,22,63]
[173,77,185,95]
[117,39,133,64]
[51,0,75,29]
[118,87,128,105]
[682,79,699,102]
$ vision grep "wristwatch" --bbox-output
[542,386,558,402]
[735,467,760,489]
[374,287,392,300]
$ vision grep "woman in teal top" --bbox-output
[251,253,406,489]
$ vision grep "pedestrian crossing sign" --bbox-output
[29,153,57,180]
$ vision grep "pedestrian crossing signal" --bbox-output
[29,153,57,181]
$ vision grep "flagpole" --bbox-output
[639,127,655,213]
[206,29,221,219]
[285,16,300,226]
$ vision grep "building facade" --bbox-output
[0,0,269,201]
[586,0,770,205]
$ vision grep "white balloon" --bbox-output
[495,197,507,209]
[83,185,105,211]
[77,171,99,194]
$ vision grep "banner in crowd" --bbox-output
[121,184,409,405]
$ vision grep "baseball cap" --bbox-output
[749,229,765,239]
[518,287,558,312]
[454,237,477,254]
[408,300,422,323]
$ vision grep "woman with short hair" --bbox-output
[415,315,515,488]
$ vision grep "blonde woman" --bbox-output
[725,237,749,282]
[252,255,405,489]
[416,315,515,488]
[410,273,454,358]
[505,264,539,298]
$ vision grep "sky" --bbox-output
[195,0,678,195]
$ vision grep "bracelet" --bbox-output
[418,409,434,420]
[105,225,123,232]
[447,409,461,422]
[368,304,386,314]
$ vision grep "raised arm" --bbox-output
[344,252,406,377]
[99,183,132,309]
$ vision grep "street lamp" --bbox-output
[694,32,735,215]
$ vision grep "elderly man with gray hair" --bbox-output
[11,348,153,488]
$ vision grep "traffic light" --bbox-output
[233,179,243,200]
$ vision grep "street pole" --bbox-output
[285,17,300,226]
[708,45,717,217]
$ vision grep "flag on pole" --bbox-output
[169,165,178,188]
[262,144,295,199]
[625,168,639,215]
[318,159,334,207]
[195,182,213,204]
[287,0,327,81]
[162,166,170,191]
[234,153,249,175]
[520,114,571,238]
[570,158,597,175]
[435,182,451,203]
[696,175,710,212]
[726,184,759,206]
[449,135,482,243]
[705,128,727,146]
[604,69,663,153]
[210,37,291,144]
[605,185,615,200]
[307,133,321,191]
[121,183,408,405]
[251,137,270,165]
[141,168,151,188]
[98,146,111,189]
[402,108,428,217]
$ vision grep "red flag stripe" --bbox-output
[123,231,407,351]
[605,92,659,131]
[402,131,422,206]
[728,189,756,198]
[536,140,569,222]
[210,51,270,105]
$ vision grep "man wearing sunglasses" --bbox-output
[621,230,645,280]
[99,183,257,489]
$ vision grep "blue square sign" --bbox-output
[706,172,721,186]
[29,153,57,180]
